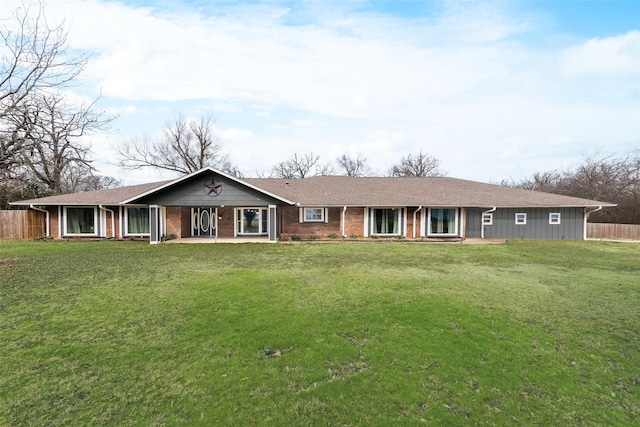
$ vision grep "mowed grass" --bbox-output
[0,240,638,426]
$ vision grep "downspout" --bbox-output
[342,206,347,238]
[30,205,50,237]
[584,206,603,240]
[99,205,116,239]
[481,207,497,239]
[413,206,423,239]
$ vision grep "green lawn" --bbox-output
[1,240,638,426]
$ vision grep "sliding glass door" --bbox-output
[371,208,401,236]
[428,208,458,236]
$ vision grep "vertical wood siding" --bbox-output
[465,207,585,240]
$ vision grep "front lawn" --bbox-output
[1,240,638,425]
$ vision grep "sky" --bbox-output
[4,0,639,185]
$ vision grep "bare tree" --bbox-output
[336,153,370,177]
[6,91,116,194]
[504,170,564,193]
[270,152,333,179]
[117,112,239,175]
[0,3,87,119]
[0,3,87,176]
[61,163,121,193]
[508,151,640,224]
[387,151,445,177]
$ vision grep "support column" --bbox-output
[268,205,277,242]
[149,205,162,244]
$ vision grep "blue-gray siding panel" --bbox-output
[466,207,585,240]
[135,172,284,207]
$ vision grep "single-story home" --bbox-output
[10,167,616,243]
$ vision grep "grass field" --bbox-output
[1,239,638,426]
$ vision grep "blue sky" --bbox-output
[5,0,639,184]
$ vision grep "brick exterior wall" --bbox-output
[279,207,342,239]
[217,207,235,238]
[278,207,431,240]
[47,206,60,238]
[105,207,119,238]
[165,207,181,239]
[40,204,460,241]
[279,207,373,239]
[344,208,365,237]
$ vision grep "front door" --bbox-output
[192,207,217,237]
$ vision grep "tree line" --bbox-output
[1,5,638,224]
[505,151,640,224]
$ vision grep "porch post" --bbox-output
[149,205,161,244]
[268,205,277,242]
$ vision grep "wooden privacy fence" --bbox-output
[0,210,46,239]
[587,223,640,241]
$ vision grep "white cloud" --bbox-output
[219,127,253,141]
[3,0,638,185]
[562,30,640,76]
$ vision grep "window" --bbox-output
[482,213,493,225]
[237,208,268,235]
[515,213,527,225]
[549,212,561,224]
[126,207,150,235]
[65,207,97,235]
[429,208,458,236]
[372,208,400,235]
[303,208,325,222]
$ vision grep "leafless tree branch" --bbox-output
[116,112,238,176]
[387,151,445,177]
[270,152,333,179]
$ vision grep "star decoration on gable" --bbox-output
[203,179,222,197]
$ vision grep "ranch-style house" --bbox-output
[10,167,615,243]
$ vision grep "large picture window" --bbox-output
[428,208,458,236]
[126,207,150,235]
[237,208,268,235]
[372,208,400,235]
[65,207,97,235]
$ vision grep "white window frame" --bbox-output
[124,206,151,236]
[370,208,403,236]
[482,213,494,226]
[515,212,527,225]
[549,212,561,225]
[63,206,99,237]
[302,207,326,223]
[236,207,269,235]
[426,208,459,237]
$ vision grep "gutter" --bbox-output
[30,205,50,237]
[481,207,497,239]
[584,205,603,240]
[413,206,423,238]
[342,206,347,237]
[99,205,116,239]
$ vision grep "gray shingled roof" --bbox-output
[10,181,171,206]
[11,174,614,208]
[244,176,615,208]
